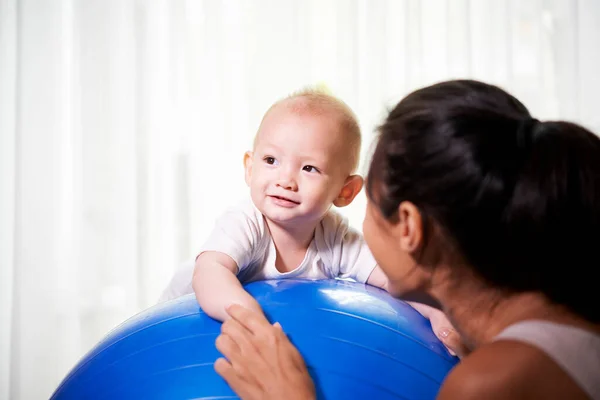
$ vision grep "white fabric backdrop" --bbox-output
[1,0,599,398]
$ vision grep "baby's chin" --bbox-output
[261,206,322,227]
[261,208,305,224]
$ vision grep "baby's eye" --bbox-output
[302,165,320,173]
[264,157,278,165]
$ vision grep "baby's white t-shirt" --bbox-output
[158,197,377,302]
[202,197,377,283]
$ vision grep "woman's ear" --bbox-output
[333,175,364,207]
[243,151,253,186]
[396,201,423,254]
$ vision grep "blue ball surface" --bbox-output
[51,279,459,399]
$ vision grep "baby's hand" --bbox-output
[406,302,470,358]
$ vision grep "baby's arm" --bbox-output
[366,265,467,357]
[365,265,390,292]
[192,251,263,322]
[367,265,440,306]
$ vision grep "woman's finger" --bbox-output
[436,327,468,358]
[269,324,302,369]
[219,322,277,380]
[436,329,458,356]
[226,304,272,336]
[215,333,246,364]
[214,357,234,379]
[221,318,260,357]
[224,306,281,366]
[214,357,260,400]
[406,301,470,358]
[214,324,316,400]
[217,332,267,386]
[436,329,471,358]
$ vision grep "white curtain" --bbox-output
[1,0,599,398]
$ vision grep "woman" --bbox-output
[213,80,600,399]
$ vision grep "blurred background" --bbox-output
[1,0,599,398]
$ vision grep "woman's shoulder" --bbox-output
[437,340,590,399]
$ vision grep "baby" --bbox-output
[191,88,394,321]
[160,88,463,354]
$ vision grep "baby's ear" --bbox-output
[333,175,364,207]
[243,151,253,186]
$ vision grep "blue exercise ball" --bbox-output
[51,279,459,399]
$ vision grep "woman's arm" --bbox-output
[214,304,316,400]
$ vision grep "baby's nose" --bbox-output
[276,171,298,191]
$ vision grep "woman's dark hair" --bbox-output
[367,79,600,323]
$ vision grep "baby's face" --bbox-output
[246,106,353,227]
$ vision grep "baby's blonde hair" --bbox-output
[256,85,362,173]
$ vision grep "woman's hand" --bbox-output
[368,266,469,358]
[214,304,316,400]
[407,301,470,358]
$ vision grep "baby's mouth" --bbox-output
[270,195,300,205]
